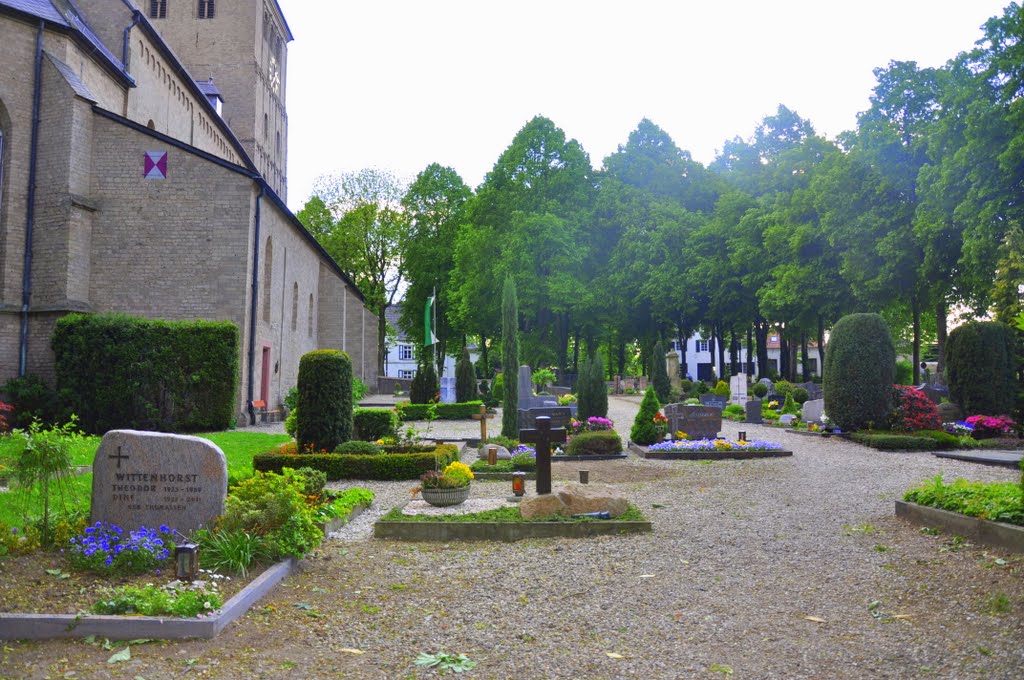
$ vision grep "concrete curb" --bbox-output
[894,501,1024,553]
[0,558,296,641]
[471,471,537,481]
[629,442,793,461]
[551,453,629,462]
[374,519,652,542]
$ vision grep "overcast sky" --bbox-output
[280,0,1012,211]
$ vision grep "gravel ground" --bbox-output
[3,396,1023,679]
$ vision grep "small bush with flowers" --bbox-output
[417,461,474,491]
[66,522,174,575]
[965,415,1016,438]
[569,416,614,435]
[888,385,941,432]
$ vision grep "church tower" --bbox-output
[145,0,291,199]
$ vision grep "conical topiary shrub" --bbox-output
[630,386,662,445]
[296,349,353,453]
[822,313,895,432]
[651,341,672,404]
[455,347,478,403]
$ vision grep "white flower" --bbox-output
[204,601,212,609]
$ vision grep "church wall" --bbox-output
[361,303,379,388]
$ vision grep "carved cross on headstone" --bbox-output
[108,446,129,469]
[519,416,567,495]
[470,404,494,442]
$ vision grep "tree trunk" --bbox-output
[480,335,489,377]
[817,314,826,378]
[377,310,387,377]
[754,317,769,380]
[935,299,947,384]
[571,329,580,376]
[556,311,570,374]
[912,294,921,385]
[746,325,754,376]
[729,329,740,375]
[707,327,717,383]
[779,334,789,381]
[617,340,626,377]
[801,332,809,382]
[716,324,727,381]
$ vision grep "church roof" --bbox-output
[45,52,97,102]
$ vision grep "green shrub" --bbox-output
[679,378,694,394]
[296,350,353,453]
[284,407,298,439]
[456,348,478,403]
[253,443,458,481]
[823,313,896,432]
[284,387,298,411]
[774,380,794,398]
[751,383,768,398]
[291,466,327,497]
[630,387,662,446]
[849,432,938,450]
[945,321,1017,416]
[353,408,398,440]
[353,376,368,403]
[52,313,238,433]
[219,470,322,559]
[2,374,62,428]
[336,441,383,456]
[712,380,730,398]
[491,373,505,402]
[724,404,745,416]
[410,357,439,404]
[577,350,608,420]
[485,435,519,450]
[781,394,800,415]
[895,359,914,385]
[651,342,672,404]
[565,430,623,456]
[396,401,482,420]
[792,387,809,405]
[912,429,960,450]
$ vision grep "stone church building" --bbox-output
[0,0,378,423]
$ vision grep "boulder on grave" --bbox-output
[519,484,629,519]
[779,414,797,425]
[92,430,227,534]
[758,378,774,391]
[479,444,512,460]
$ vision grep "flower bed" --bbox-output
[633,438,792,461]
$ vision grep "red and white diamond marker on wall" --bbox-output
[144,151,167,179]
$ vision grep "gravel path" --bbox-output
[3,396,1023,679]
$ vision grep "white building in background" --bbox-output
[670,331,822,381]
[382,305,477,379]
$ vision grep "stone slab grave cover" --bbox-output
[92,430,227,534]
[518,406,573,433]
[664,403,722,441]
[729,373,748,406]
[802,398,825,425]
[699,393,728,411]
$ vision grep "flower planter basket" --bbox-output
[420,485,471,507]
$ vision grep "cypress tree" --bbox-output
[501,277,520,438]
[651,341,672,404]
[455,346,478,402]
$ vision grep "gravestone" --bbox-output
[802,398,825,424]
[518,406,573,432]
[796,381,823,401]
[440,376,456,403]
[666,351,681,391]
[745,399,763,424]
[937,401,963,423]
[729,373,748,406]
[517,364,557,410]
[779,414,797,426]
[699,393,728,411]
[919,385,947,404]
[92,430,227,534]
[613,375,622,394]
[520,416,567,495]
[758,377,774,392]
[664,403,722,440]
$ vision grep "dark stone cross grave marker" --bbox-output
[470,404,495,441]
[519,416,567,495]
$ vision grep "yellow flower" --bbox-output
[675,431,689,440]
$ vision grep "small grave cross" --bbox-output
[470,404,495,442]
[519,416,567,495]
[108,446,129,468]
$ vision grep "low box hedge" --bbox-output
[396,401,484,421]
[254,443,459,480]
[849,432,938,451]
[353,408,398,441]
[565,430,623,456]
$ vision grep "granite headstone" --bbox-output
[664,403,722,440]
[744,399,763,424]
[802,398,825,425]
[518,406,573,431]
[729,373,748,406]
[92,430,227,534]
[699,393,728,411]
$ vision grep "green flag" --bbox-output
[424,295,436,347]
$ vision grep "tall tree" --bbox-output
[501,276,520,438]
[303,169,411,376]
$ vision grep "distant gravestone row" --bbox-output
[91,430,227,534]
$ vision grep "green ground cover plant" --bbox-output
[904,476,1024,526]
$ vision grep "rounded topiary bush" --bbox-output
[353,408,398,441]
[565,430,623,456]
[792,387,809,404]
[630,386,662,445]
[945,320,1017,416]
[751,383,768,398]
[822,313,896,432]
[296,349,353,453]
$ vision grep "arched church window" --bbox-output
[262,236,273,322]
[307,294,314,338]
[149,0,166,19]
[291,282,298,331]
[198,0,214,19]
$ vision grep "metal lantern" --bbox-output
[512,471,526,497]
[175,543,199,581]
[487,446,498,465]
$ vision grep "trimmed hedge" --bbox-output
[353,408,398,441]
[945,321,1017,416]
[565,430,623,456]
[396,401,484,421]
[823,313,895,432]
[336,441,382,455]
[849,432,938,450]
[297,350,353,453]
[254,443,459,480]
[52,312,238,433]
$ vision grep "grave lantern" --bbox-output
[175,543,199,581]
[487,446,498,466]
[738,431,747,442]
[512,472,526,497]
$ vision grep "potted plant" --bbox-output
[416,461,474,507]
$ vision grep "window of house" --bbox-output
[198,0,214,19]
[398,344,413,361]
[291,282,298,331]
[307,293,314,338]
[697,339,709,352]
[150,0,166,18]
[398,370,415,380]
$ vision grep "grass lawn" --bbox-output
[0,430,291,529]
